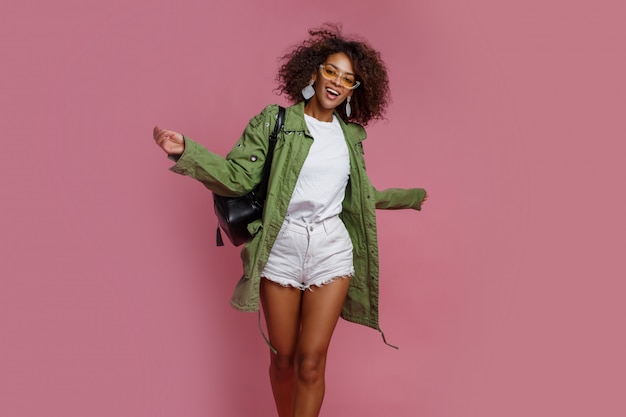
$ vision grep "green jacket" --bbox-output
[170,102,426,341]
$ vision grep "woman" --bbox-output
[153,24,427,417]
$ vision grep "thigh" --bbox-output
[298,277,351,357]
[260,277,303,357]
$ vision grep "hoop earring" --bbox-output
[301,80,315,100]
[345,96,352,117]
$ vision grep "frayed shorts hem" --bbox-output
[262,271,353,291]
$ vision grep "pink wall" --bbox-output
[2,1,624,416]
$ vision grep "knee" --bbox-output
[296,353,325,385]
[270,353,295,376]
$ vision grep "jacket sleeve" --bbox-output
[374,186,427,211]
[168,105,277,197]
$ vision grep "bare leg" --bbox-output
[294,277,351,417]
[260,278,302,417]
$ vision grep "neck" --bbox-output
[304,99,334,122]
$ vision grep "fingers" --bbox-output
[153,126,165,143]
[153,126,171,143]
[153,126,181,145]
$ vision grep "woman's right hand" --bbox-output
[153,126,184,155]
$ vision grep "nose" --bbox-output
[331,76,342,87]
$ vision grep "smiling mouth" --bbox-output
[326,87,340,97]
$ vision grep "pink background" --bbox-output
[1,0,624,416]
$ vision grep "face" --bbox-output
[309,52,356,113]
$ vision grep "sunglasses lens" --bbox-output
[341,76,356,88]
[322,66,337,79]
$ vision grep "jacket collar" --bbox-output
[284,101,367,144]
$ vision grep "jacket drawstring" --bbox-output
[379,328,399,350]
[258,311,278,355]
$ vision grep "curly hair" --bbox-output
[276,23,390,126]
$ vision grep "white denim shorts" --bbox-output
[261,215,354,290]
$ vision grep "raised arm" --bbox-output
[153,105,279,197]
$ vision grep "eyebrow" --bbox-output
[325,62,355,76]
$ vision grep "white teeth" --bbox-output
[326,88,339,96]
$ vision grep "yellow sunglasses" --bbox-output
[319,64,361,89]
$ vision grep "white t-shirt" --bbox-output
[286,114,350,223]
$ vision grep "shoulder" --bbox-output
[247,104,280,128]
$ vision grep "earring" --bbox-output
[345,96,352,117]
[301,80,315,100]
